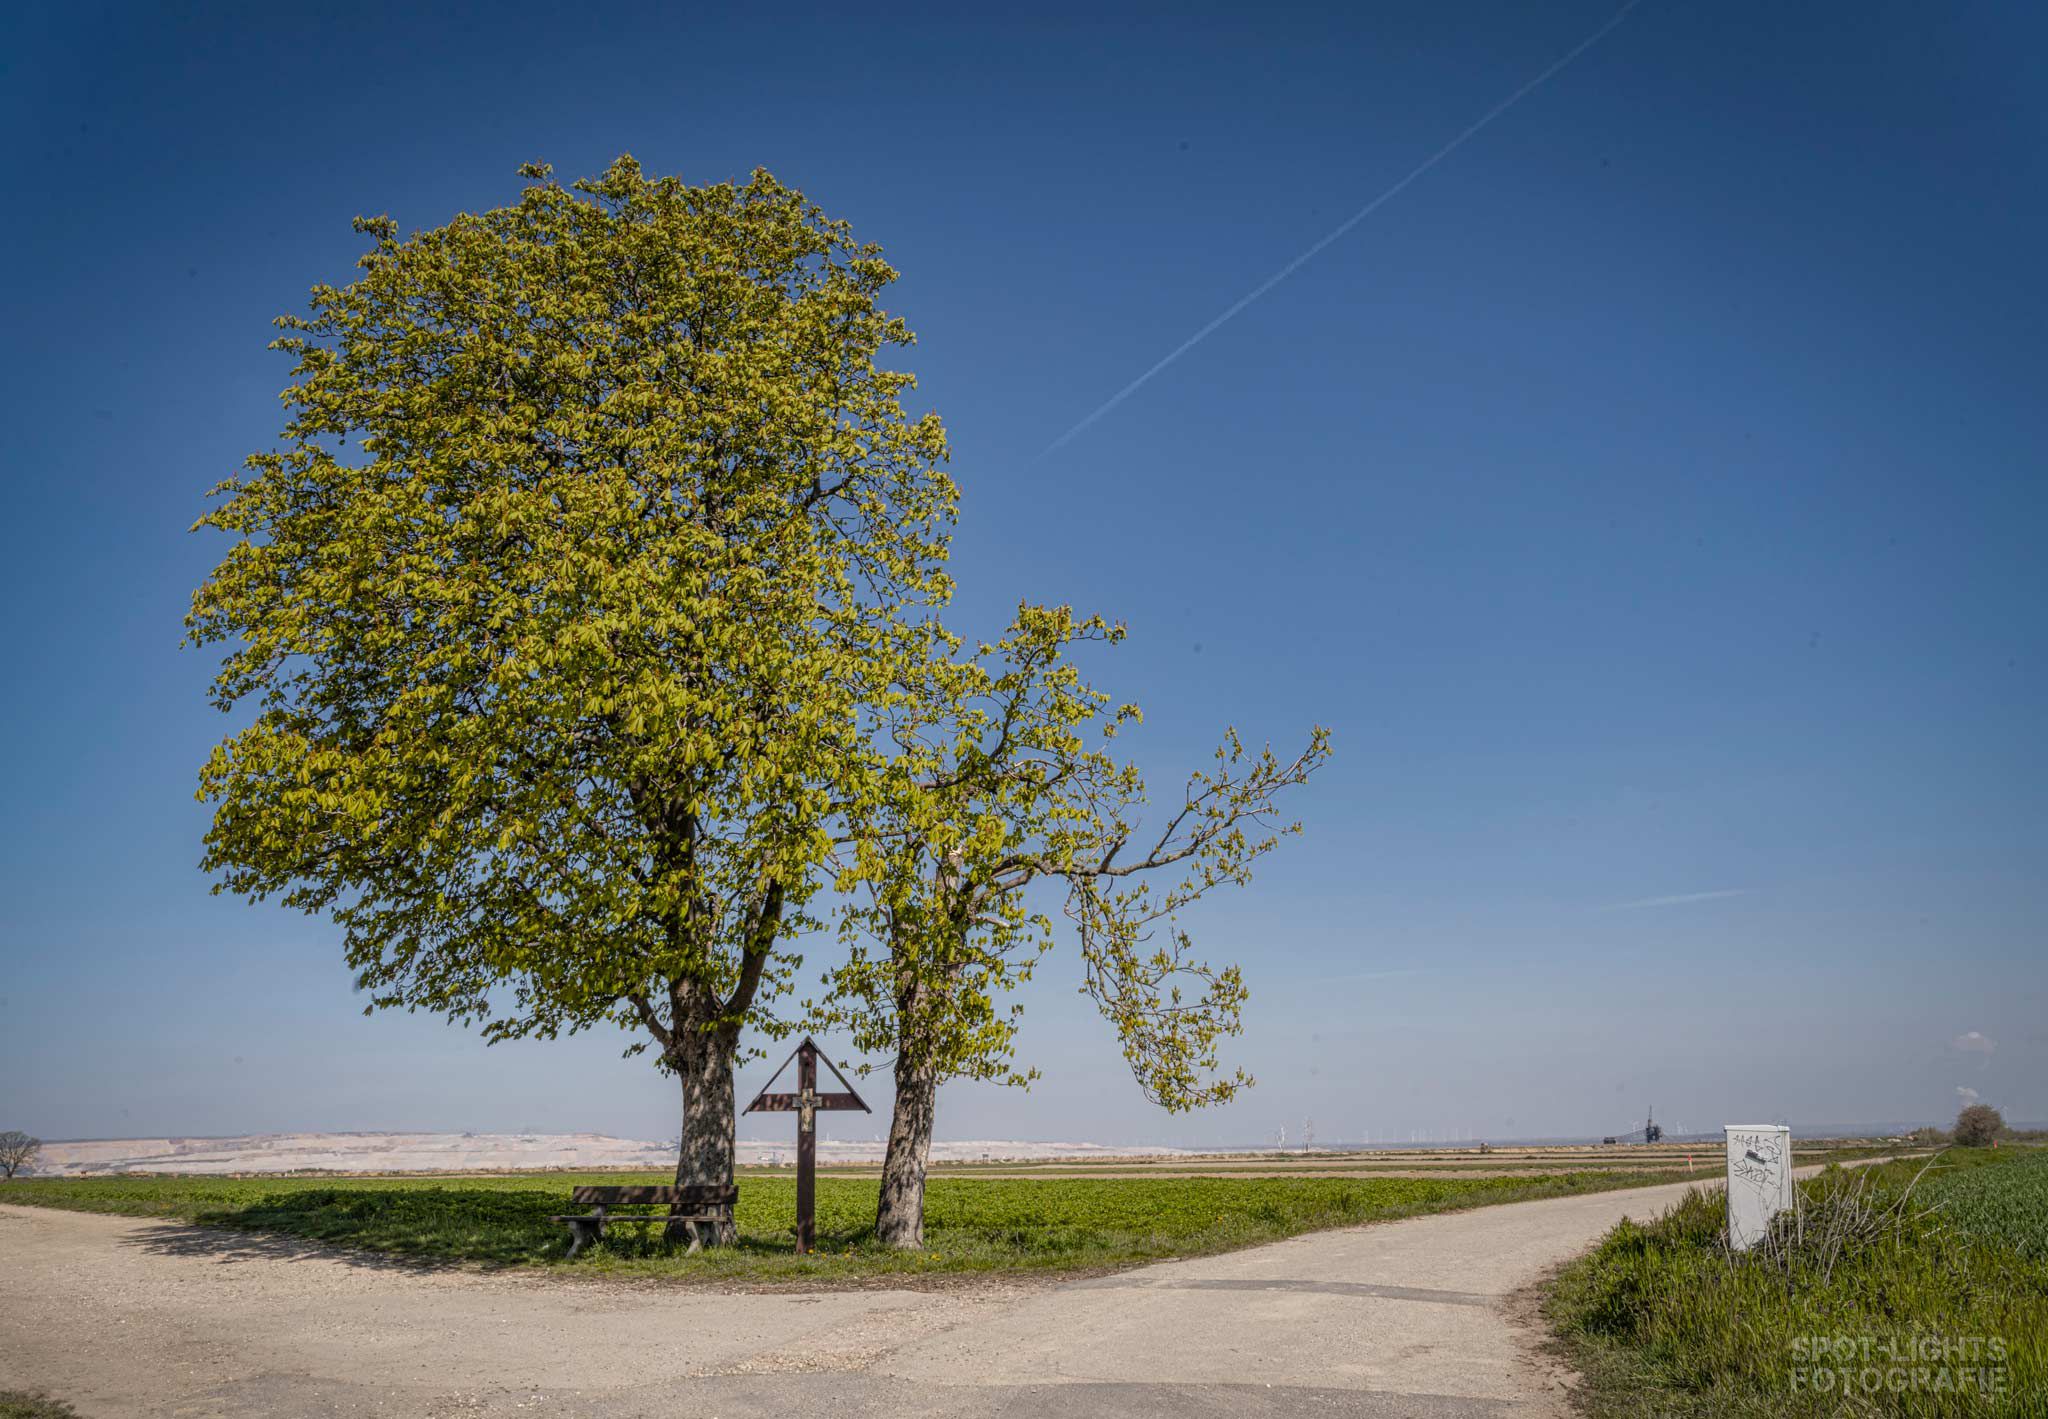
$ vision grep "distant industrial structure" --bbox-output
[1602,1108,1664,1146]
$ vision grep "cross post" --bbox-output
[796,1042,818,1253]
[744,1036,871,1254]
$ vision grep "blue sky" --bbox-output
[1,0,2041,1146]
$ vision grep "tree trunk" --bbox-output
[876,1052,938,1249]
[668,1024,740,1247]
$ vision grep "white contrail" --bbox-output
[1598,888,1752,913]
[1042,0,1646,455]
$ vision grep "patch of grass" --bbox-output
[4,1165,1691,1282]
[1545,1149,2048,1418]
[0,1393,82,1419]
[1925,1152,2048,1262]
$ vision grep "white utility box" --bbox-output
[1724,1123,1794,1251]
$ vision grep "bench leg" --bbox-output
[661,1216,706,1254]
[565,1218,601,1258]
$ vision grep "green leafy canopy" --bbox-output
[817,603,1332,1111]
[189,157,956,1061]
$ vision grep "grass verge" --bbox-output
[1544,1148,2048,1417]
[3,1165,1690,1283]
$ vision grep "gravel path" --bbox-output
[0,1176,1743,1418]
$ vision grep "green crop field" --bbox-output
[1922,1152,2048,1261]
[2,1165,1688,1282]
[1545,1148,2048,1418]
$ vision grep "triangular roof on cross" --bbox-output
[743,1036,871,1114]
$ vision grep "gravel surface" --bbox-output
[0,1168,1862,1418]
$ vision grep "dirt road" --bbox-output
[0,1175,1735,1419]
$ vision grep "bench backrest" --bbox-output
[571,1184,739,1207]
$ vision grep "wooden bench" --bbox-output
[551,1184,739,1257]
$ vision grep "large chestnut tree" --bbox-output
[189,158,954,1244]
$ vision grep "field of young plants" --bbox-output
[2,1164,1689,1281]
[1921,1149,2048,1260]
[1546,1148,2048,1418]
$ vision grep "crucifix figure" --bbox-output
[744,1037,870,1254]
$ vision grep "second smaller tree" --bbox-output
[821,605,1330,1248]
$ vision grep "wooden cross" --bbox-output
[744,1036,870,1254]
